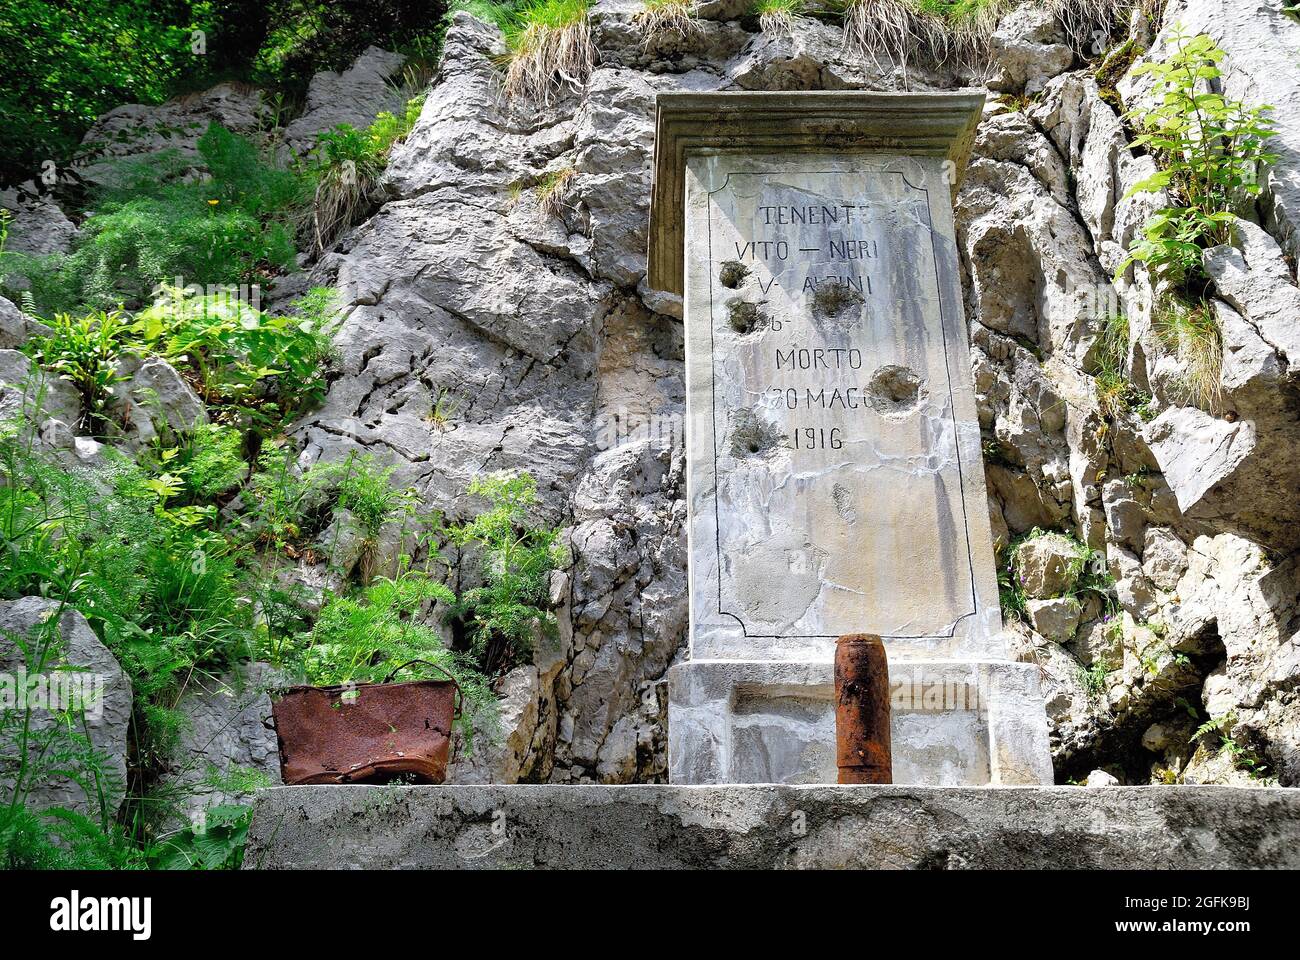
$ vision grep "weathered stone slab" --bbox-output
[244,784,1300,869]
[683,151,1003,659]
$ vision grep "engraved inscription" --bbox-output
[696,166,977,640]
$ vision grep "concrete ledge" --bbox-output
[244,784,1300,869]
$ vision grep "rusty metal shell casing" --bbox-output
[834,633,892,784]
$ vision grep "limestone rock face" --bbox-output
[1016,536,1080,599]
[158,663,282,828]
[0,188,78,257]
[284,46,411,156]
[1027,597,1081,642]
[989,4,1075,96]
[960,2,1300,787]
[75,82,270,189]
[110,356,208,448]
[0,295,52,349]
[0,348,81,430]
[0,597,132,819]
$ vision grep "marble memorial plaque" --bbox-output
[685,153,999,660]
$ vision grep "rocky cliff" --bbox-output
[6,0,1299,789]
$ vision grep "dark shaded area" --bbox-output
[0,0,449,186]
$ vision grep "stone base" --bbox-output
[668,659,1053,785]
[243,784,1300,869]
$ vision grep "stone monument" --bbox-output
[647,91,1053,785]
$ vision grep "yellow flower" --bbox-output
[207,199,219,206]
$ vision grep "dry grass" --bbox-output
[537,166,577,217]
[754,0,806,34]
[841,0,1140,77]
[635,0,702,40]
[841,0,1012,77]
[502,0,597,104]
[312,157,384,256]
[1046,0,1143,52]
[1155,300,1223,409]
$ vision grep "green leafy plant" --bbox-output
[331,453,421,584]
[1080,657,1114,698]
[146,803,254,870]
[0,805,144,870]
[445,472,567,677]
[145,423,248,507]
[25,309,132,435]
[133,283,336,427]
[286,569,499,746]
[1117,29,1278,289]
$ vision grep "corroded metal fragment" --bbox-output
[835,633,892,784]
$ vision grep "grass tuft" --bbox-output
[755,0,806,34]
[635,0,702,40]
[1154,300,1222,409]
[537,166,577,218]
[500,0,596,104]
[841,0,1012,76]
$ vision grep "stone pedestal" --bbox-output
[647,92,1053,785]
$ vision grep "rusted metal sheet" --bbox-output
[834,633,892,784]
[272,678,459,785]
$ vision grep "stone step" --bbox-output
[243,784,1300,869]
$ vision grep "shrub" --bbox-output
[132,283,336,427]
[0,433,256,812]
[1118,29,1277,290]
[445,472,567,676]
[0,125,305,316]
[308,96,424,254]
[24,310,132,435]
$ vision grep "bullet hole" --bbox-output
[832,482,858,524]
[867,364,924,416]
[729,409,783,459]
[719,260,748,289]
[727,298,768,335]
[812,280,865,318]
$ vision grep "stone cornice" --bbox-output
[646,90,986,296]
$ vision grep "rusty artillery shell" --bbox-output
[834,633,892,784]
